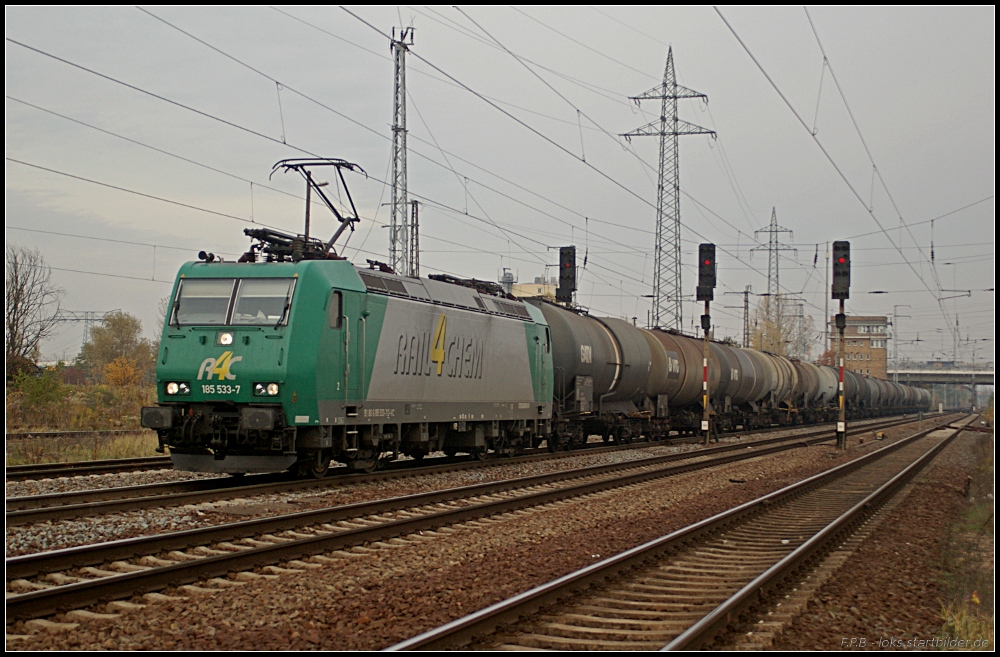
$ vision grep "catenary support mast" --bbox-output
[622,47,714,331]
[390,27,414,276]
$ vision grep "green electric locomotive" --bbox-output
[141,159,553,476]
[141,243,554,477]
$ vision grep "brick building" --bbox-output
[828,315,888,379]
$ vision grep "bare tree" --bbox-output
[749,295,815,360]
[5,245,63,376]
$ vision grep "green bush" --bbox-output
[11,367,64,406]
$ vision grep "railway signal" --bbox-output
[697,243,716,444]
[832,240,850,449]
[697,243,716,301]
[832,241,850,300]
[557,246,576,303]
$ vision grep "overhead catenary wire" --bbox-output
[1,33,796,331]
[713,7,962,340]
[340,7,805,314]
[15,11,982,345]
[131,7,727,299]
[195,7,790,308]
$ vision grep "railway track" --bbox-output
[5,415,924,526]
[386,414,972,650]
[5,457,173,482]
[5,415,937,621]
[5,415,917,482]
[5,430,153,440]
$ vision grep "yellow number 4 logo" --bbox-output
[431,314,447,376]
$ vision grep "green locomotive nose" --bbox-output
[143,265,308,472]
[157,275,297,405]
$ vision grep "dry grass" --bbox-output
[936,434,994,650]
[939,602,994,650]
[5,431,160,466]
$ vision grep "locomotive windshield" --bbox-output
[172,278,295,326]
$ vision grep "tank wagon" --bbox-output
[530,301,929,450]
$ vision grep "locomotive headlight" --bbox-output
[217,331,234,346]
[254,382,279,397]
[165,381,190,396]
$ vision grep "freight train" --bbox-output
[141,227,931,477]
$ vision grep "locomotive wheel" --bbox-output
[470,446,487,461]
[307,460,330,479]
[546,438,557,453]
[298,452,331,479]
[403,447,428,461]
[347,455,376,473]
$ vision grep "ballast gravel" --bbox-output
[6,418,959,651]
[5,469,222,499]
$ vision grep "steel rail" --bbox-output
[5,430,153,441]
[5,414,916,483]
[5,457,173,481]
[6,423,853,579]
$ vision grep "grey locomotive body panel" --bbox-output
[331,293,547,425]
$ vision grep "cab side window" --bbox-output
[329,290,343,329]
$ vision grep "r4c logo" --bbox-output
[198,351,242,381]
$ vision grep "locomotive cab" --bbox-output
[141,259,363,476]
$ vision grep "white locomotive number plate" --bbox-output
[201,384,240,395]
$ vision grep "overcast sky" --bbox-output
[6,6,995,367]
